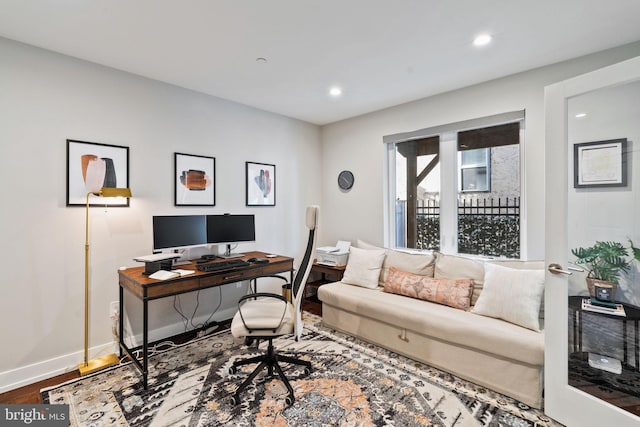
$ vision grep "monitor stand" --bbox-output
[218,244,245,259]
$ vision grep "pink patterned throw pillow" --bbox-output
[384,267,474,310]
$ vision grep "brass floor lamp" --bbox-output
[79,187,132,376]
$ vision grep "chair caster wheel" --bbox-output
[303,367,311,375]
[285,395,295,406]
[229,395,239,406]
[229,366,237,375]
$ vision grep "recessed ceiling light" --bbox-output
[473,34,492,47]
[575,113,587,118]
[329,87,342,97]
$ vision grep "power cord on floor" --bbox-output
[121,340,184,362]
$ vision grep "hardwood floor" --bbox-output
[0,301,322,405]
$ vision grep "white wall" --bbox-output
[0,38,321,391]
[320,42,640,260]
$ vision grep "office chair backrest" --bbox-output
[291,205,319,339]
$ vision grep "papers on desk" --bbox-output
[134,253,182,262]
[149,269,195,281]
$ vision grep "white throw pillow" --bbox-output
[471,262,545,331]
[342,247,386,289]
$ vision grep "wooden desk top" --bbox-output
[119,251,294,300]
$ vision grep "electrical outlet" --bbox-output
[110,301,119,318]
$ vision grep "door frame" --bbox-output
[544,55,640,426]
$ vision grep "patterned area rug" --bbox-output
[42,315,562,426]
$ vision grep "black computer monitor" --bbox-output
[206,214,255,258]
[152,215,207,252]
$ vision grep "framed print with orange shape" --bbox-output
[66,139,130,207]
[175,152,216,206]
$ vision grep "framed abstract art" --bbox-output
[175,152,216,206]
[246,161,275,206]
[66,139,130,207]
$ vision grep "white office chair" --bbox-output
[228,205,319,406]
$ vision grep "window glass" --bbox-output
[395,137,440,250]
[387,118,522,258]
[461,167,488,192]
[461,149,487,166]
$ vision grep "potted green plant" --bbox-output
[571,241,631,298]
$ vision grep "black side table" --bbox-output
[569,295,640,369]
[305,261,346,300]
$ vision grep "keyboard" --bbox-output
[196,259,250,272]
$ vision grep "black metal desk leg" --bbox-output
[143,298,149,389]
[118,285,124,358]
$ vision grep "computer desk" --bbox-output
[117,251,294,389]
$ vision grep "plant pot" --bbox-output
[586,277,616,299]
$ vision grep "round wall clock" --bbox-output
[338,170,355,190]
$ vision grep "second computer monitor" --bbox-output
[206,214,255,258]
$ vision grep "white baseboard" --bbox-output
[0,342,113,394]
[0,307,236,394]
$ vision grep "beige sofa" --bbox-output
[317,243,545,409]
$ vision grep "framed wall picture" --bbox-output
[573,138,627,188]
[175,152,216,206]
[246,161,276,206]
[66,139,130,207]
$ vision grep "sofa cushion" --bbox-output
[341,246,386,289]
[434,253,485,305]
[471,263,545,331]
[318,281,544,366]
[489,259,546,318]
[434,253,545,307]
[384,267,473,310]
[358,240,435,285]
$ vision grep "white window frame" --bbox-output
[383,110,525,257]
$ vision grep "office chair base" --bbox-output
[229,339,312,406]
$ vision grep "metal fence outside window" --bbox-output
[398,197,520,258]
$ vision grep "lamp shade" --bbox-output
[99,187,132,198]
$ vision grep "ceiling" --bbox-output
[1,1,640,125]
